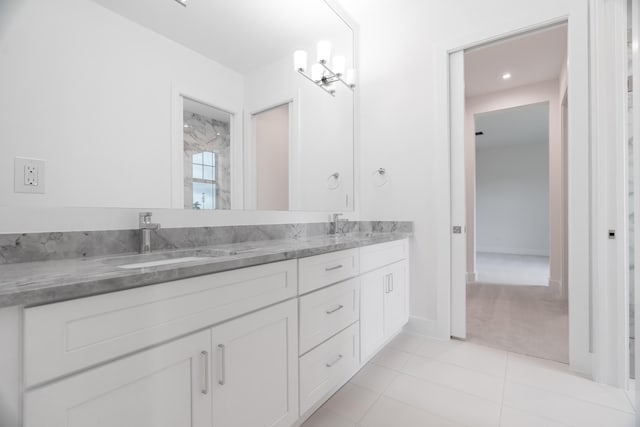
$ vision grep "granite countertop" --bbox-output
[0,232,411,309]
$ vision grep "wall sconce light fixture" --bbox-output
[294,41,356,97]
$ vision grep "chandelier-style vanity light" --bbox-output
[294,40,356,97]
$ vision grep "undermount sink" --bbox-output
[115,256,211,270]
[104,248,234,269]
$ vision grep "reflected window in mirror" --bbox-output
[191,151,217,209]
[183,98,231,210]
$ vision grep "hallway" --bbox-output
[475,252,550,286]
[467,282,568,363]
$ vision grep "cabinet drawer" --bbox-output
[299,323,359,415]
[299,278,359,355]
[359,239,408,273]
[298,249,359,294]
[24,260,297,387]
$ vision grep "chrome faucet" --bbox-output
[139,212,161,254]
[330,213,347,235]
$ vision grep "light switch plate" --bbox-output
[14,157,46,194]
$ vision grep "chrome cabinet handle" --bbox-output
[326,304,344,314]
[384,274,390,293]
[326,354,343,368]
[218,344,226,386]
[200,351,209,395]
[325,264,343,272]
[389,273,394,292]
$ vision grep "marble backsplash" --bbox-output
[0,221,412,265]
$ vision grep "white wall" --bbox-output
[466,80,562,282]
[336,0,576,336]
[476,142,550,256]
[0,0,244,209]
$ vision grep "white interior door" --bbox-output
[450,50,467,339]
[631,0,640,409]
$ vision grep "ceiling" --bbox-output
[92,0,353,74]
[475,102,549,148]
[464,24,567,98]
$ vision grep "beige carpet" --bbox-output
[467,282,569,364]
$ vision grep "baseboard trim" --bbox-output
[404,316,448,340]
[477,248,550,257]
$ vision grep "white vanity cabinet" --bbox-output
[24,330,212,427]
[14,238,411,427]
[211,299,299,427]
[24,300,298,427]
[383,260,409,337]
[359,240,410,363]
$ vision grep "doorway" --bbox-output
[252,103,291,211]
[452,24,570,363]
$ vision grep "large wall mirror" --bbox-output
[0,0,355,212]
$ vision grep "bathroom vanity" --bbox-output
[0,233,410,427]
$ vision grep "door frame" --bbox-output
[442,6,593,377]
[629,0,640,407]
[170,82,243,210]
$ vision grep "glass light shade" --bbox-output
[311,63,323,82]
[317,40,331,63]
[294,50,307,72]
[332,56,346,76]
[345,68,356,87]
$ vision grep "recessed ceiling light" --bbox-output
[502,73,512,80]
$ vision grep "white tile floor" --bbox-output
[302,333,636,427]
[475,252,550,286]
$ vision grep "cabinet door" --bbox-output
[24,330,212,427]
[360,269,386,363]
[384,260,409,336]
[211,299,298,427]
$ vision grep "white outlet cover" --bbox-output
[14,157,46,194]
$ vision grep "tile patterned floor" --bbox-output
[302,333,636,427]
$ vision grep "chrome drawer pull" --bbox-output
[326,305,344,314]
[325,264,343,272]
[218,344,226,386]
[326,354,343,368]
[200,350,209,395]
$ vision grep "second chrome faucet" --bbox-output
[139,212,161,254]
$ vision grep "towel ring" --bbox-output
[327,172,340,190]
[372,168,388,187]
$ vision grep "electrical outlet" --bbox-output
[24,165,38,186]
[14,157,46,194]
